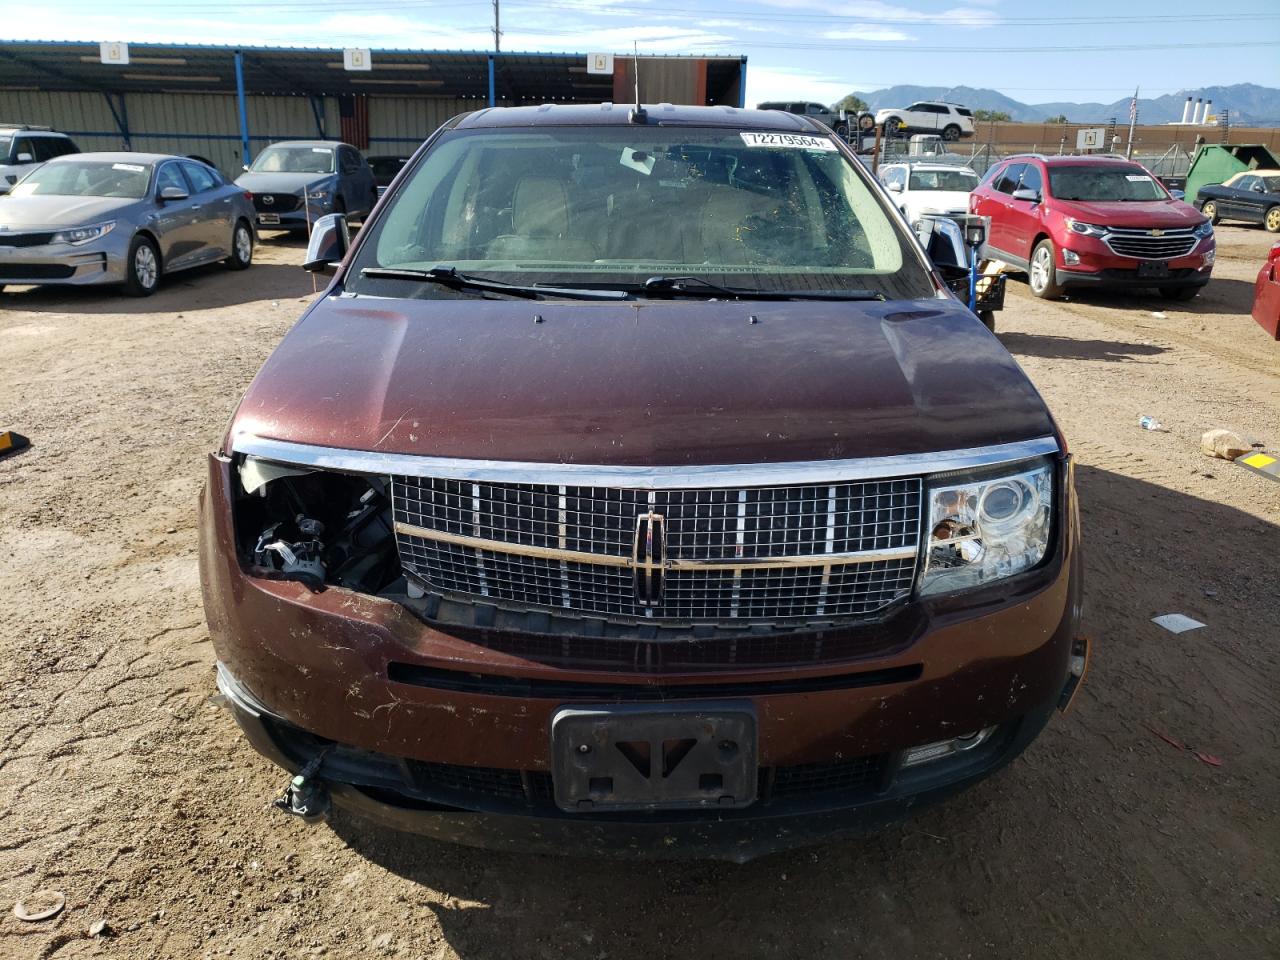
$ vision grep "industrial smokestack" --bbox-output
[1180,97,1193,124]
[1204,99,1213,124]
[1194,99,1206,125]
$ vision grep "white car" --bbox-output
[0,127,80,194]
[878,162,980,224]
[874,102,975,141]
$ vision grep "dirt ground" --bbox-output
[2,226,1278,960]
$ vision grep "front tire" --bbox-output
[1265,205,1280,233]
[226,220,253,270]
[1028,239,1063,299]
[883,116,902,136]
[1201,199,1220,225]
[123,235,160,297]
[1159,286,1200,302]
[857,112,876,133]
[942,124,961,142]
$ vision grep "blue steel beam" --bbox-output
[234,50,251,165]
[488,54,496,107]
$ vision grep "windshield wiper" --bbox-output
[637,275,884,301]
[360,266,629,301]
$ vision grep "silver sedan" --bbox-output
[0,152,256,296]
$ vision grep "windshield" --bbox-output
[346,126,931,299]
[250,145,335,175]
[10,159,149,198]
[908,169,978,192]
[1048,166,1167,202]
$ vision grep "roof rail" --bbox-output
[1002,152,1048,162]
[0,123,54,131]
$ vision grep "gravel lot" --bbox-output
[2,226,1278,959]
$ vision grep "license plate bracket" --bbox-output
[1137,260,1171,279]
[258,213,280,225]
[551,703,757,813]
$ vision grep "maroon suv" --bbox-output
[200,104,1086,861]
[971,154,1215,301]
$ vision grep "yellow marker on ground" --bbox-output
[0,431,31,456]
[1237,450,1280,483]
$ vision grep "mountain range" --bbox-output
[850,84,1280,127]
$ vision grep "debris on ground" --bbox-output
[1144,724,1225,769]
[1138,415,1167,432]
[1236,449,1280,483]
[89,918,111,937]
[0,430,30,459]
[1151,614,1206,633]
[13,890,66,922]
[1200,428,1252,460]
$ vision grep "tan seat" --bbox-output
[486,177,597,261]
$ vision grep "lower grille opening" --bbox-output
[385,662,924,699]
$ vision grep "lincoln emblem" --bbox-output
[632,511,666,606]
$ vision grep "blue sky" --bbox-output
[4,0,1279,106]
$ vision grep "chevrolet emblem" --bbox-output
[1150,228,1164,237]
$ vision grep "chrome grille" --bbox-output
[393,476,922,625]
[252,193,301,213]
[1103,226,1197,260]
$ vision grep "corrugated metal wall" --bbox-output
[367,97,474,153]
[0,89,345,175]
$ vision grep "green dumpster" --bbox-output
[1185,144,1280,205]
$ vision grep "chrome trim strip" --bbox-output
[395,521,917,571]
[233,434,1059,489]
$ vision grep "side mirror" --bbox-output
[303,213,350,275]
[914,215,968,271]
[887,181,903,193]
[159,185,189,202]
[242,164,250,172]
[16,152,33,163]
[1011,188,1040,203]
[1253,183,1266,193]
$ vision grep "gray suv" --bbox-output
[756,101,874,138]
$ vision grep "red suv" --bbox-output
[971,154,1215,301]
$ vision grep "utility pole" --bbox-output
[1125,85,1138,160]
[492,0,501,52]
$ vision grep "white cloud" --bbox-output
[745,65,854,107]
[821,26,914,41]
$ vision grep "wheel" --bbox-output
[942,124,961,142]
[834,122,849,138]
[1028,239,1062,299]
[123,235,160,297]
[978,310,995,331]
[1201,199,1220,225]
[1159,286,1200,301]
[1266,205,1280,233]
[226,219,253,270]
[857,112,876,133]
[884,116,902,135]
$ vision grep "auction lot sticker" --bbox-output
[740,132,837,151]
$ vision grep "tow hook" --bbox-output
[273,751,331,824]
[1058,636,1091,713]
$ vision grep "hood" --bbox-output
[231,295,1055,467]
[908,190,972,214]
[235,171,334,194]
[0,194,138,229]
[1058,197,1206,229]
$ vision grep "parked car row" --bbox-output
[0,135,412,296]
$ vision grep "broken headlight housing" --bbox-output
[918,460,1053,596]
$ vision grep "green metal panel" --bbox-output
[1186,144,1280,205]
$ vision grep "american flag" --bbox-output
[340,95,370,150]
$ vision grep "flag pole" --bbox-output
[1125,86,1139,159]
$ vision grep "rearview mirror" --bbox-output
[1011,188,1040,203]
[303,213,350,275]
[16,152,33,163]
[159,185,189,202]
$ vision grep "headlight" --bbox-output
[1193,220,1214,238]
[918,460,1053,596]
[1065,218,1106,238]
[51,220,115,245]
[306,188,333,202]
